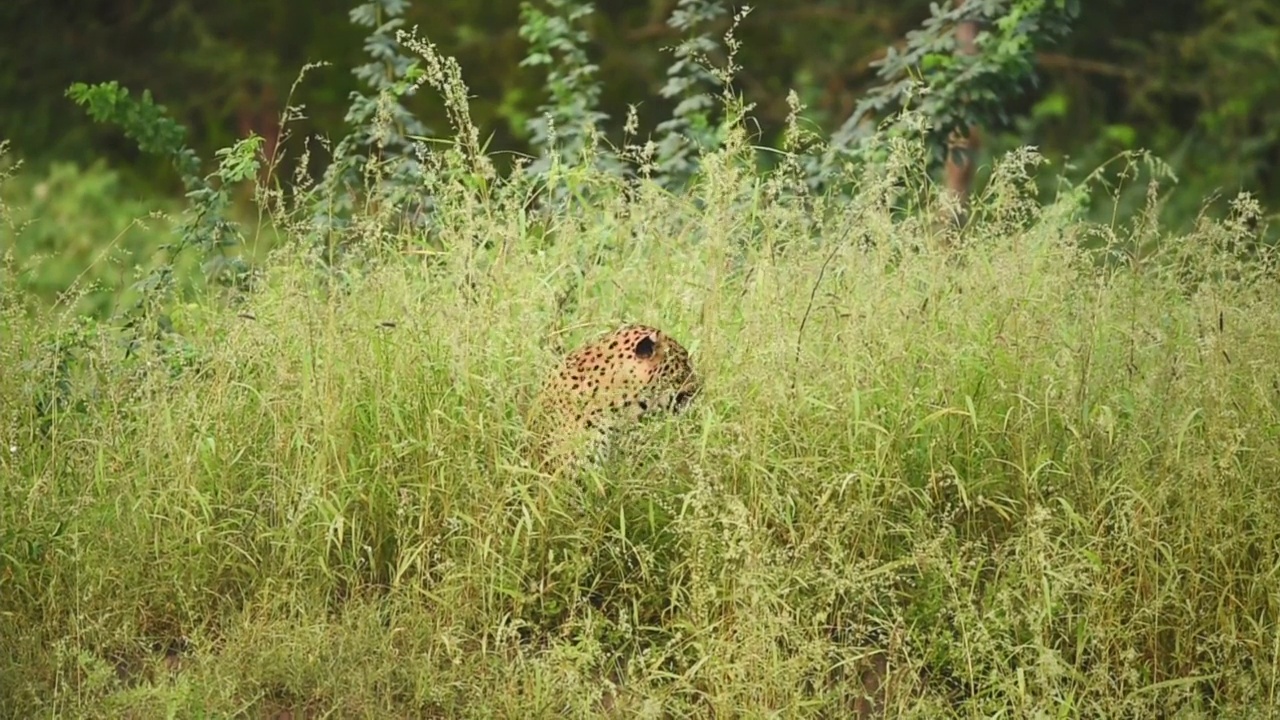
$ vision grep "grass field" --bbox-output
[3,124,1280,718]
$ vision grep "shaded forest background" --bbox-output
[2,0,1279,236]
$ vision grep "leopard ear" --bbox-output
[633,334,657,359]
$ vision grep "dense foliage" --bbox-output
[2,1,1280,716]
[3,0,1278,226]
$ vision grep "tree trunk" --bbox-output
[943,4,981,229]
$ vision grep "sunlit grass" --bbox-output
[3,94,1280,720]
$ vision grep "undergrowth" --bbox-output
[2,0,1279,717]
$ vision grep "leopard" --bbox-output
[526,323,701,474]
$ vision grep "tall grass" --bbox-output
[4,17,1280,720]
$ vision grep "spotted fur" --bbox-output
[528,324,700,473]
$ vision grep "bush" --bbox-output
[0,158,183,319]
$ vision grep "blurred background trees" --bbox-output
[2,0,1278,231]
